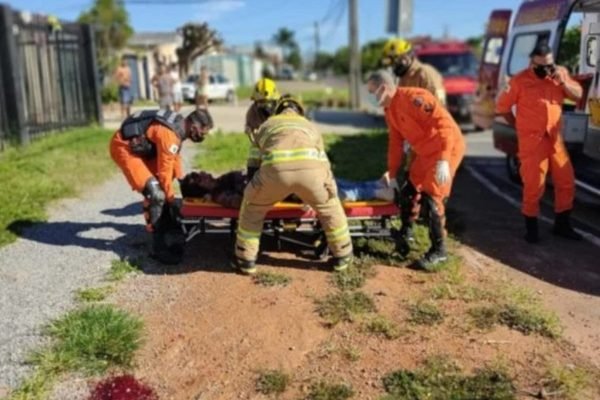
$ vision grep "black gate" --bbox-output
[0,5,102,147]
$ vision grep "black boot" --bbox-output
[395,223,415,257]
[150,231,182,265]
[332,254,353,272]
[524,216,539,244]
[230,256,257,275]
[414,198,448,271]
[552,210,582,240]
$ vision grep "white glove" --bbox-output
[435,160,451,185]
[381,171,400,191]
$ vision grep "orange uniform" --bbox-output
[385,87,465,220]
[496,68,579,217]
[110,121,184,202]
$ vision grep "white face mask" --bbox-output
[367,92,381,108]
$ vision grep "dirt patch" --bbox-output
[111,235,600,400]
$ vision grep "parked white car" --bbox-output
[180,73,236,103]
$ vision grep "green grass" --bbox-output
[7,305,144,400]
[194,131,250,173]
[467,285,561,338]
[543,364,592,399]
[362,315,404,340]
[407,302,445,326]
[108,258,141,282]
[306,381,354,400]
[315,291,376,326]
[330,256,375,291]
[381,356,515,400]
[0,126,115,247]
[468,303,561,338]
[253,271,292,287]
[33,304,143,375]
[236,85,254,100]
[256,369,290,395]
[75,286,114,303]
[298,88,350,109]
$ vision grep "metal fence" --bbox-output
[0,4,102,148]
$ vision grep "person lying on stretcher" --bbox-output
[179,170,395,206]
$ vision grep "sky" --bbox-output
[8,0,525,53]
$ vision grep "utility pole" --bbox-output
[314,21,320,70]
[348,0,361,109]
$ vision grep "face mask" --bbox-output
[367,93,381,108]
[393,56,412,77]
[533,64,555,79]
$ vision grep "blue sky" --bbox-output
[9,0,524,52]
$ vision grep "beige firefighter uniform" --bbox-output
[245,102,265,170]
[235,111,353,263]
[398,58,446,105]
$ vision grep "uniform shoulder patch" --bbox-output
[169,144,179,154]
[412,96,424,107]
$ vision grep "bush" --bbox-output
[101,82,119,104]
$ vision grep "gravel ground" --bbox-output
[0,140,198,395]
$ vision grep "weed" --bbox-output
[543,364,591,400]
[33,304,144,375]
[382,356,515,400]
[315,291,376,326]
[5,370,53,400]
[362,315,403,340]
[109,258,141,282]
[331,257,375,291]
[75,286,113,302]
[306,381,354,400]
[256,369,290,395]
[340,345,361,362]
[253,271,292,287]
[407,302,444,326]
[468,304,561,338]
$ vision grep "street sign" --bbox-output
[386,0,413,36]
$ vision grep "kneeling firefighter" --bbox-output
[245,78,280,179]
[110,109,214,264]
[233,96,353,275]
[367,70,465,270]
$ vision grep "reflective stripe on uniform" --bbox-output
[261,148,328,165]
[248,145,261,160]
[325,224,350,243]
[236,226,261,244]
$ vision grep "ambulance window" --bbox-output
[483,37,504,65]
[586,36,597,67]
[508,32,551,75]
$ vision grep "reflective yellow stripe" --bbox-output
[237,227,261,244]
[261,148,328,165]
[325,224,350,243]
[248,146,261,158]
[257,124,317,148]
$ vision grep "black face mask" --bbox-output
[393,56,412,77]
[257,101,275,120]
[533,64,555,79]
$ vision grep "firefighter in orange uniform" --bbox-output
[496,43,582,243]
[110,109,214,263]
[366,70,465,269]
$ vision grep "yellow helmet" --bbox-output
[382,38,412,65]
[274,94,304,116]
[252,78,279,101]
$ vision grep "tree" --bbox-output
[557,26,581,73]
[272,27,302,68]
[78,0,133,74]
[314,51,334,72]
[361,38,387,72]
[332,46,350,75]
[176,23,222,75]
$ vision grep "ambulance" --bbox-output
[471,0,600,193]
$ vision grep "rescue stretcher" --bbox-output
[180,198,400,258]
